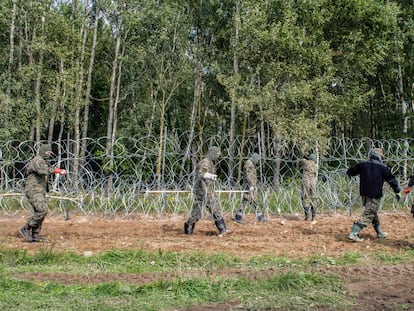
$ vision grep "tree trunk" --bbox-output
[181,35,203,176]
[7,0,17,96]
[34,13,45,145]
[106,28,121,193]
[237,115,247,185]
[396,58,408,134]
[156,90,166,189]
[72,1,88,187]
[228,0,240,186]
[81,1,99,158]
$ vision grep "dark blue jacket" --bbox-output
[347,155,400,198]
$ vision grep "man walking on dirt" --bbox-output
[184,146,230,236]
[234,152,266,223]
[300,153,319,223]
[19,143,66,242]
[347,148,401,242]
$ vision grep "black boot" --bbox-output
[373,222,388,239]
[184,222,195,235]
[19,224,32,242]
[311,206,316,221]
[215,219,227,235]
[256,213,266,222]
[234,212,245,224]
[31,227,47,243]
[303,207,309,221]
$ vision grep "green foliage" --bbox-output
[0,0,412,143]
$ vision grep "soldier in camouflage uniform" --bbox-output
[19,144,66,242]
[300,153,318,222]
[347,148,401,242]
[400,175,414,248]
[184,146,229,236]
[235,153,266,223]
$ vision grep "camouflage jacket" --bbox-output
[300,159,318,182]
[193,157,216,198]
[243,159,258,189]
[24,155,54,195]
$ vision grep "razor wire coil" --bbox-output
[0,133,413,217]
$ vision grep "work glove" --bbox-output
[249,186,255,193]
[411,204,414,218]
[203,172,217,181]
[403,187,412,195]
[54,168,67,176]
[395,192,402,202]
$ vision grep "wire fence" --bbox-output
[1,132,414,218]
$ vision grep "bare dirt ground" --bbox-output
[1,211,414,310]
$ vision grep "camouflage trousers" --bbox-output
[186,193,223,226]
[236,189,260,216]
[302,181,318,208]
[25,192,48,232]
[357,196,381,227]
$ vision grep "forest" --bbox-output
[0,0,413,156]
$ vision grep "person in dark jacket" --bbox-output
[347,148,401,242]
[19,143,66,242]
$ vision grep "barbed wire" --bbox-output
[1,132,414,218]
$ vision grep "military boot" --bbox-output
[19,224,32,242]
[256,213,266,222]
[31,226,47,243]
[215,219,227,235]
[311,206,316,221]
[373,223,388,239]
[348,222,364,242]
[234,212,245,224]
[184,222,195,235]
[303,207,310,221]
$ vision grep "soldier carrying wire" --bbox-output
[300,153,319,223]
[184,146,230,236]
[19,143,66,242]
[234,152,266,223]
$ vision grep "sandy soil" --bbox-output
[1,211,414,310]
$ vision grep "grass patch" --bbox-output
[0,248,412,310]
[371,250,414,264]
[0,271,347,311]
[0,248,242,274]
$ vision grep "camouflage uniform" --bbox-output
[401,175,414,248]
[235,153,265,223]
[19,144,56,242]
[184,147,228,235]
[347,148,401,242]
[300,154,318,221]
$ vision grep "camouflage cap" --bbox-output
[208,146,221,161]
[308,153,317,163]
[251,152,260,164]
[369,148,384,160]
[39,143,53,159]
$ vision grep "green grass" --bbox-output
[0,248,412,310]
[0,270,347,311]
